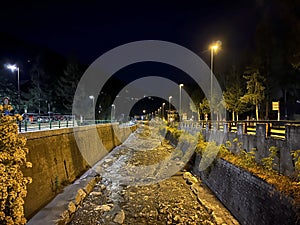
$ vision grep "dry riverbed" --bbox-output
[69,125,239,225]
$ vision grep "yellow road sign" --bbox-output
[272,101,279,111]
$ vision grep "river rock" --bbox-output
[113,210,125,224]
[183,172,198,185]
[68,201,77,214]
[90,191,102,197]
[95,204,112,212]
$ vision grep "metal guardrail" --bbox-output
[180,120,300,139]
[18,119,117,133]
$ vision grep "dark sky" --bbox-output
[0,0,258,69]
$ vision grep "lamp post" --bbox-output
[162,102,165,121]
[169,96,172,111]
[168,96,172,122]
[89,95,95,118]
[6,64,20,112]
[179,84,184,118]
[209,41,221,119]
[111,104,116,121]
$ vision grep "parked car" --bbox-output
[22,113,39,123]
[47,112,64,121]
[37,116,50,123]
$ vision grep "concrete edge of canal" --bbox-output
[27,166,101,225]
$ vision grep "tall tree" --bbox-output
[223,66,248,121]
[199,98,210,120]
[210,95,224,121]
[255,0,300,118]
[189,89,204,121]
[22,56,52,114]
[0,71,16,107]
[240,67,265,120]
[189,101,199,121]
[223,84,248,121]
[55,63,82,114]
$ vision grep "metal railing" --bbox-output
[19,118,117,133]
[180,120,300,139]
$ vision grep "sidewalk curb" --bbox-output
[27,169,100,225]
[55,176,101,225]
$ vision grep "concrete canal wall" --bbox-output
[192,155,298,225]
[21,123,136,219]
[167,124,300,225]
[182,123,300,176]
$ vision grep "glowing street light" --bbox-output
[209,40,222,118]
[111,104,116,121]
[162,102,166,120]
[6,64,20,111]
[89,95,95,113]
[179,84,184,117]
[169,96,172,111]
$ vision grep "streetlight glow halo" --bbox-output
[210,40,222,52]
[6,64,18,72]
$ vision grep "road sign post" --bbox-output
[272,101,280,121]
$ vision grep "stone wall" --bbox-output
[182,123,300,176]
[172,124,300,224]
[192,155,299,225]
[21,123,136,219]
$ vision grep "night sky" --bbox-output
[0,0,300,118]
[0,1,258,70]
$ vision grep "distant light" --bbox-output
[89,95,94,99]
[211,45,219,51]
[210,40,222,52]
[6,64,18,72]
[179,83,184,87]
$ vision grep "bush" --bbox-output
[292,149,300,180]
[0,104,32,225]
[261,146,279,171]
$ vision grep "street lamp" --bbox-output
[169,96,172,111]
[179,84,184,117]
[159,107,162,118]
[111,104,116,121]
[6,64,20,112]
[89,95,95,115]
[209,40,221,119]
[162,102,165,120]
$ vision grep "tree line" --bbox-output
[191,0,300,121]
[0,54,84,115]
